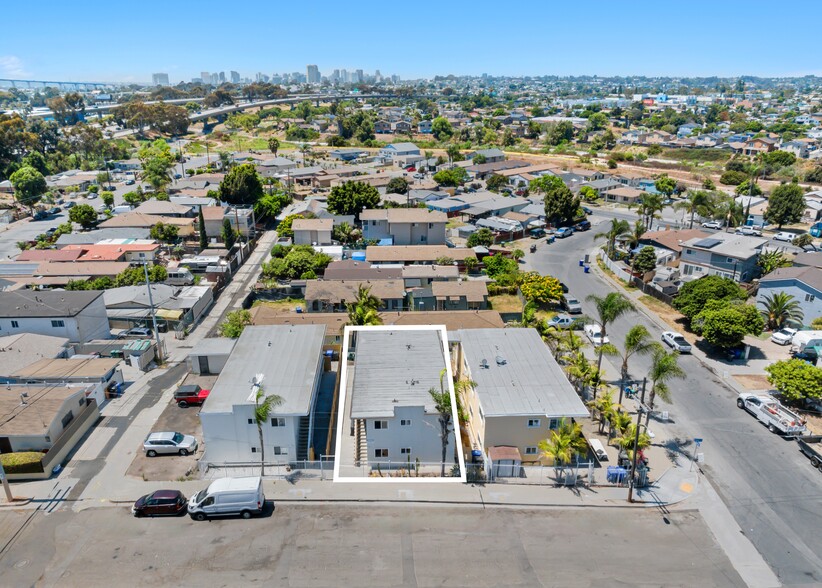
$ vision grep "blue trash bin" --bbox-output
[584,265,590,273]
[579,260,584,266]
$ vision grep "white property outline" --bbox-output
[333,324,467,483]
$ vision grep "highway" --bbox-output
[527,213,822,586]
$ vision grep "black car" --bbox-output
[132,490,187,517]
[574,220,591,231]
[48,207,61,215]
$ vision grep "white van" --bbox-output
[187,477,265,521]
[166,268,194,286]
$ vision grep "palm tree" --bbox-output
[252,379,283,476]
[594,218,629,259]
[614,423,652,455]
[268,137,280,156]
[646,345,686,417]
[346,285,383,326]
[609,410,633,440]
[428,385,454,477]
[633,192,664,228]
[624,220,647,251]
[757,250,792,276]
[333,221,358,245]
[758,292,804,330]
[674,189,714,229]
[545,327,585,361]
[512,249,525,262]
[586,293,636,397]
[538,418,588,482]
[617,325,655,405]
[588,390,618,434]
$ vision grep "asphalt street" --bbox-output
[527,211,822,586]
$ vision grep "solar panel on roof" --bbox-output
[693,238,722,248]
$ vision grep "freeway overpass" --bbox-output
[23,97,205,119]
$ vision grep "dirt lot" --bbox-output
[126,374,216,482]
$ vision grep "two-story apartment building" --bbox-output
[679,233,767,283]
[305,279,406,312]
[757,266,822,326]
[360,208,448,245]
[0,291,111,342]
[378,143,420,161]
[292,218,333,246]
[349,328,455,467]
[454,328,588,468]
[200,325,327,464]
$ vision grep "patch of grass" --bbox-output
[488,294,523,313]
[0,452,44,474]
[253,297,306,312]
[660,148,731,163]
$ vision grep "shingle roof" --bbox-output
[0,291,103,318]
[305,279,405,304]
[359,208,447,223]
[366,246,477,263]
[760,266,822,293]
[431,280,488,302]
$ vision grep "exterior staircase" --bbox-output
[355,419,368,466]
[297,416,310,461]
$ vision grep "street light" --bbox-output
[141,263,164,364]
[627,377,647,503]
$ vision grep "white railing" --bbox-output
[598,249,633,282]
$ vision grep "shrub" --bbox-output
[0,452,44,474]
[720,170,748,186]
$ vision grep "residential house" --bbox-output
[160,285,215,327]
[103,284,178,329]
[360,208,447,245]
[605,186,645,204]
[401,265,459,288]
[366,245,477,266]
[0,291,110,342]
[202,206,255,239]
[744,137,778,154]
[782,141,809,159]
[454,328,589,466]
[255,157,298,177]
[374,120,392,134]
[293,218,334,246]
[133,200,195,218]
[63,242,160,264]
[677,123,701,138]
[323,260,403,281]
[757,266,822,326]
[200,325,328,463]
[305,279,406,312]
[0,333,70,378]
[99,213,196,237]
[679,233,767,282]
[465,160,530,180]
[329,149,366,161]
[644,130,675,145]
[429,280,489,311]
[54,228,152,247]
[417,120,432,134]
[694,133,723,148]
[391,121,412,134]
[579,178,622,198]
[638,229,710,261]
[468,148,506,163]
[379,143,420,160]
[348,329,454,467]
[9,357,123,406]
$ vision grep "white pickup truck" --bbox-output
[737,393,807,437]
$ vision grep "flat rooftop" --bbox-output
[350,329,447,419]
[458,328,589,418]
[201,325,325,416]
[0,386,88,436]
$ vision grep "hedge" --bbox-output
[0,452,44,474]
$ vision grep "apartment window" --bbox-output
[726,257,735,263]
[527,418,540,428]
[548,418,560,430]
[271,418,285,427]
[373,420,388,430]
[806,294,816,302]
[400,419,412,426]
[401,447,411,455]
[525,447,538,455]
[61,411,74,428]
[251,447,257,453]
[10,321,18,329]
[51,320,65,328]
[248,418,254,425]
[420,235,427,242]
[374,448,388,458]
[273,446,288,455]
[685,249,693,255]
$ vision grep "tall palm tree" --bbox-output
[633,192,664,228]
[758,292,804,330]
[346,285,383,326]
[609,410,633,440]
[617,325,655,405]
[252,381,284,476]
[538,418,588,482]
[333,221,358,245]
[594,218,630,259]
[428,385,454,477]
[674,189,714,229]
[614,423,652,455]
[757,250,792,276]
[624,220,647,252]
[586,293,636,397]
[588,390,618,434]
[545,327,585,361]
[646,344,686,417]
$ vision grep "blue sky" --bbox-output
[2,1,820,83]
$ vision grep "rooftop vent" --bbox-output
[480,359,489,369]
[495,356,507,366]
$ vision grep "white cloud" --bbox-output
[0,56,29,78]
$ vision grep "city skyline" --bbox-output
[2,0,822,82]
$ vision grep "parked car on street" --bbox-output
[581,206,593,215]
[797,436,822,471]
[737,393,807,437]
[561,296,582,314]
[64,201,76,209]
[773,231,798,242]
[735,226,762,237]
[132,490,187,517]
[701,220,723,230]
[188,477,265,521]
[555,227,574,238]
[574,219,591,231]
[547,314,583,330]
[143,432,198,457]
[124,179,136,185]
[174,384,210,407]
[770,327,798,346]
[119,327,152,338]
[584,324,609,347]
[661,331,692,353]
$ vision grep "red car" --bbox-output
[174,384,210,408]
[132,490,187,517]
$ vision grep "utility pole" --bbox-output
[142,263,164,363]
[627,377,647,503]
[0,459,13,502]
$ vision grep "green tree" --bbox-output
[792,234,814,248]
[431,117,454,141]
[22,151,49,175]
[758,292,804,330]
[533,177,579,226]
[150,222,179,244]
[218,163,264,206]
[586,293,635,395]
[483,254,518,278]
[546,121,574,145]
[252,382,284,476]
[587,112,608,131]
[646,345,686,411]
[466,227,494,248]
[632,246,657,274]
[332,221,359,245]
[519,272,563,304]
[674,190,714,229]
[672,275,746,322]
[720,170,748,185]
[654,175,676,197]
[693,300,764,349]
[757,249,792,276]
[765,183,805,229]
[68,203,97,229]
[386,177,409,195]
[579,186,599,202]
[735,180,763,196]
[433,167,467,187]
[276,214,303,240]
[617,325,655,402]
[633,192,664,228]
[10,166,46,213]
[485,174,507,193]
[123,190,145,206]
[218,309,252,338]
[222,217,237,249]
[429,374,455,477]
[765,359,822,403]
[100,191,114,207]
[445,144,462,163]
[763,150,796,168]
[138,139,174,192]
[346,285,383,326]
[538,418,588,479]
[327,181,380,221]
[594,218,630,259]
[198,207,208,250]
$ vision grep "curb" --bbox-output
[0,497,33,507]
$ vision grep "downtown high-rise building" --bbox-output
[306,64,320,84]
[230,71,240,83]
[152,73,169,86]
[200,72,210,84]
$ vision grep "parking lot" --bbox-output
[125,374,215,481]
[0,505,745,587]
